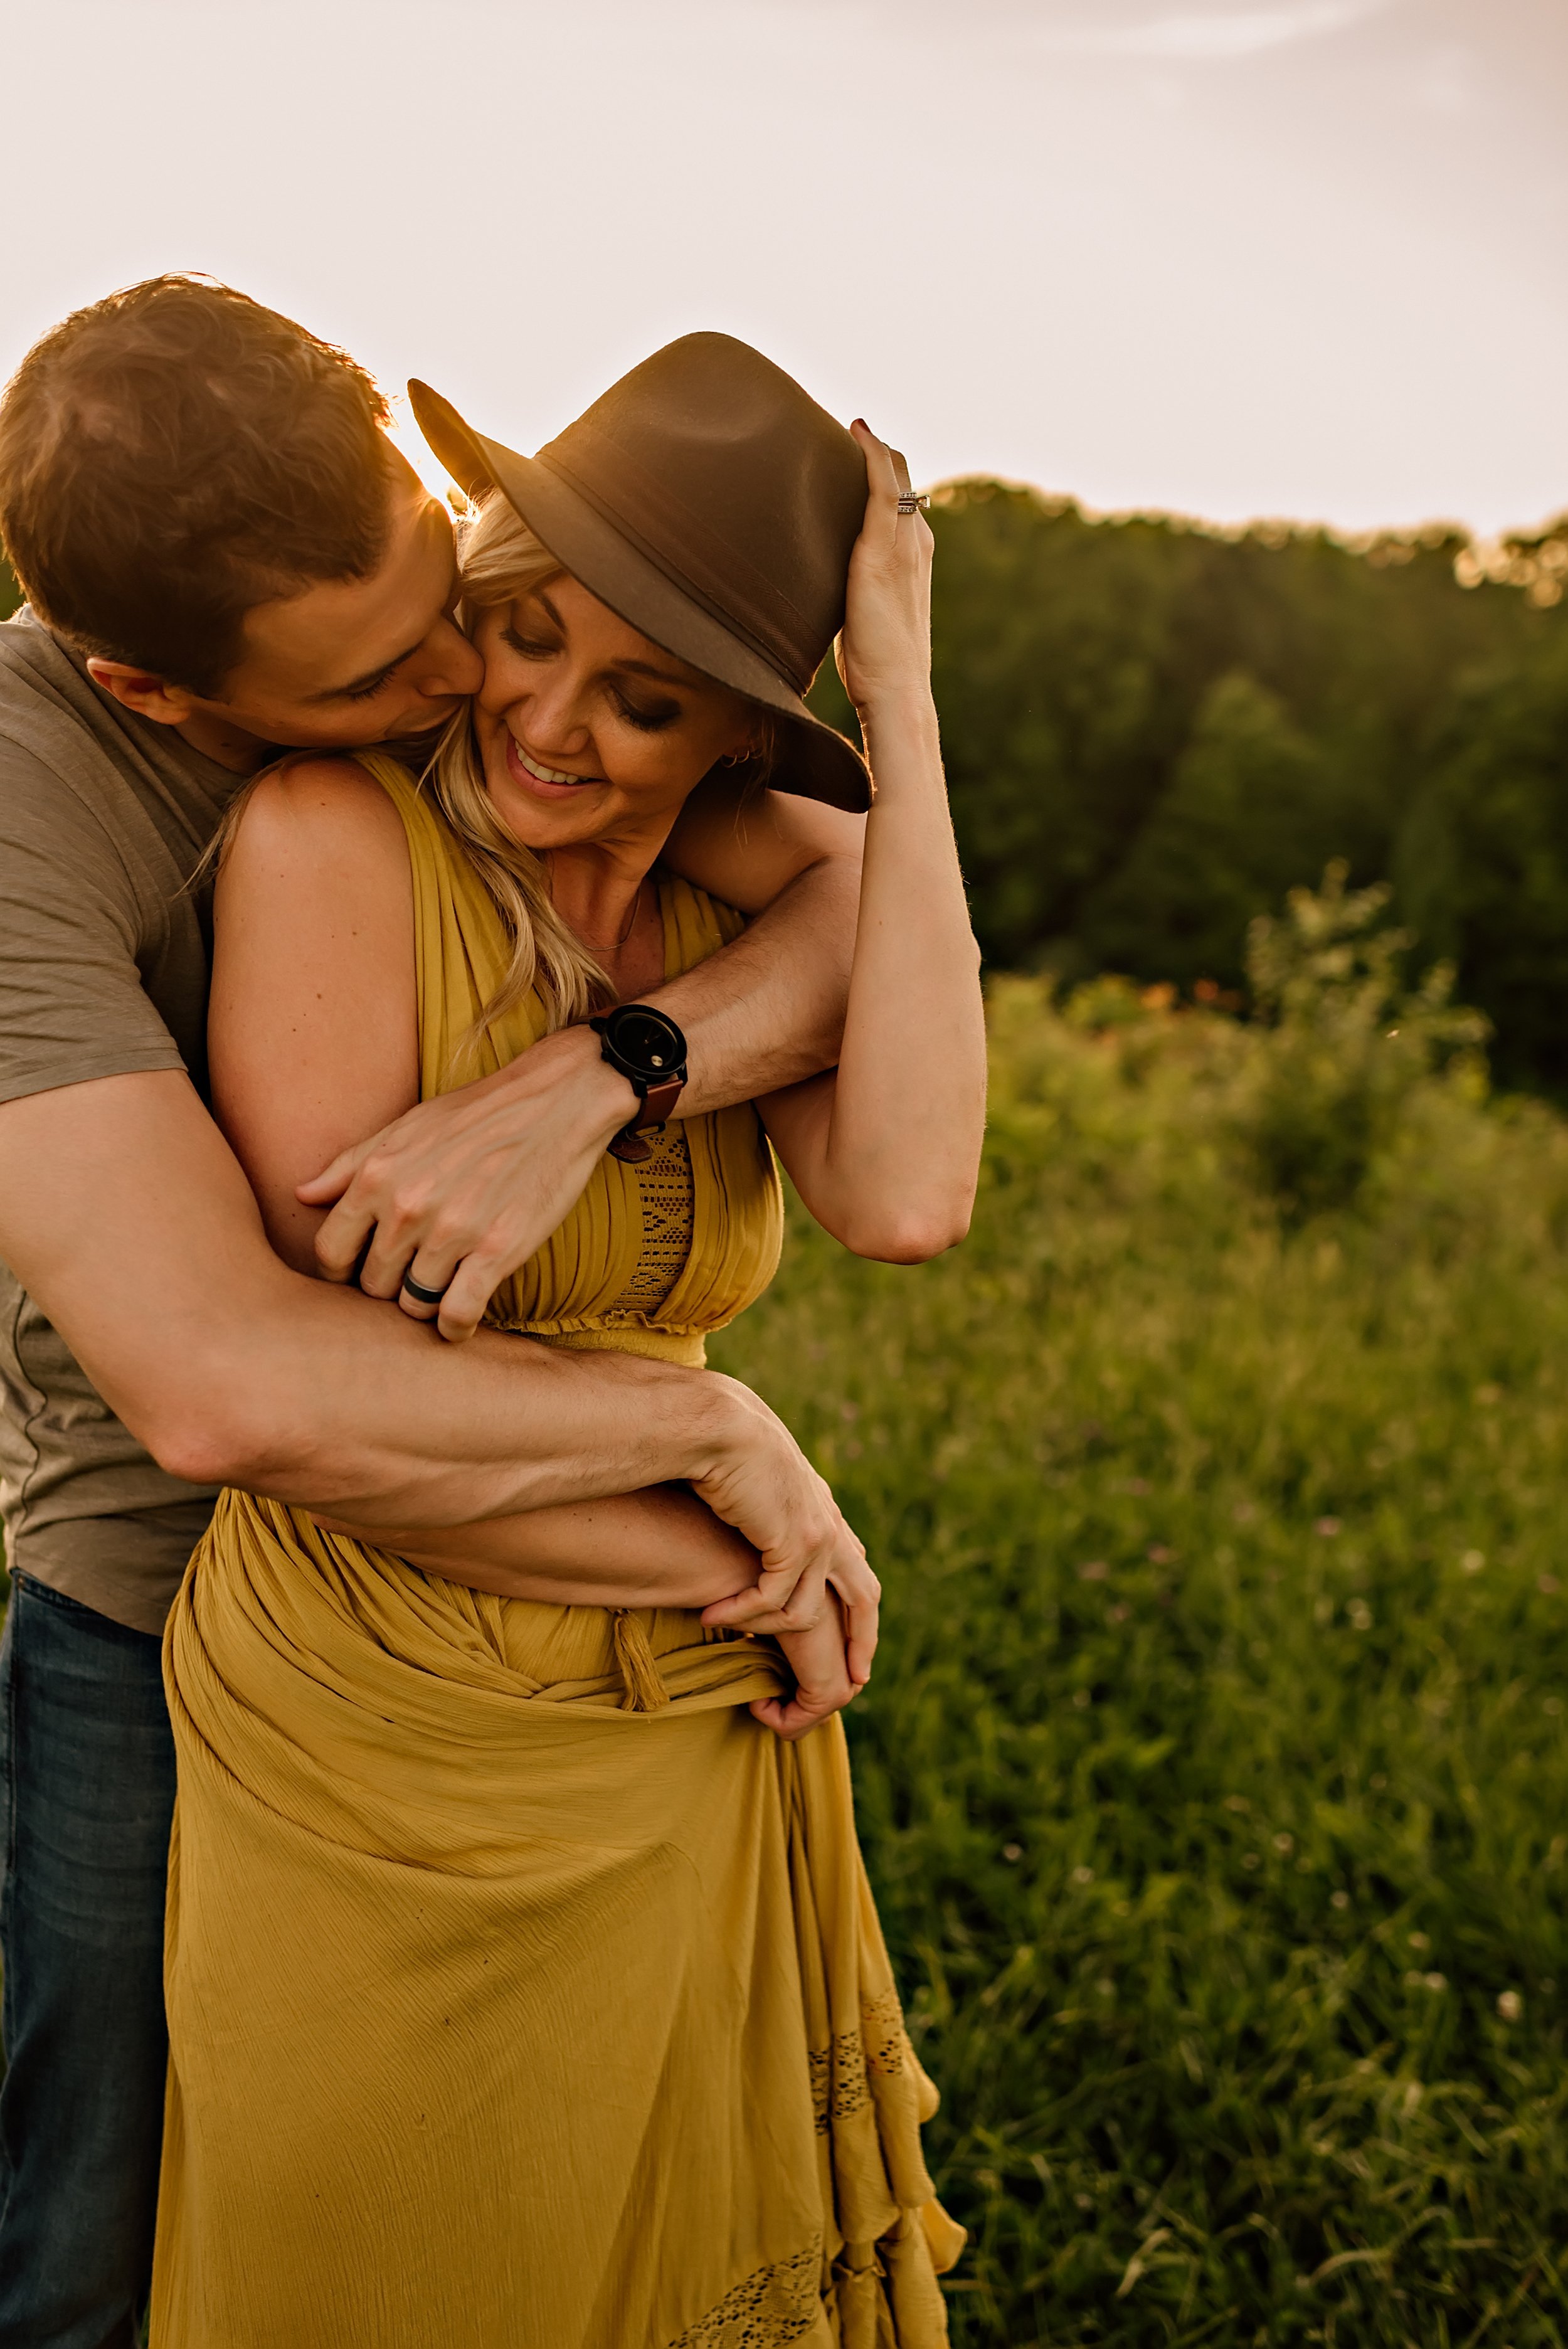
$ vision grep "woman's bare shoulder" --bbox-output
[220,754,410,896]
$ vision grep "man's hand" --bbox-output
[298,1026,635,1342]
[753,1593,862,1742]
[692,1376,880,1688]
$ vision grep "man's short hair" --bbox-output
[0,275,395,696]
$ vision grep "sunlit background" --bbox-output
[1,0,1562,536]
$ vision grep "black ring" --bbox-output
[401,1270,452,1307]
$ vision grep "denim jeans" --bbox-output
[0,1573,176,2349]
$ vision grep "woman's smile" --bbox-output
[503,730,605,800]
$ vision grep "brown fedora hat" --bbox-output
[408,333,872,812]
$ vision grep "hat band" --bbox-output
[536,442,820,695]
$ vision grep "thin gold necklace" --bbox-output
[564,876,645,952]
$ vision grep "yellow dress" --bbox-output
[151,755,963,2347]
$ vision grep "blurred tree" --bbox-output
[1076,670,1338,989]
[1,552,19,620]
[807,479,1568,1082]
[1396,634,1568,1093]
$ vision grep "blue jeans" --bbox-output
[0,1573,176,2349]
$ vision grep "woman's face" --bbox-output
[470,575,760,852]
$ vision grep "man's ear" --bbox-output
[85,658,198,729]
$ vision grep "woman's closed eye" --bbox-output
[501,624,558,662]
[612,687,681,733]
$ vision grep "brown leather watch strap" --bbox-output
[606,1076,686,1164]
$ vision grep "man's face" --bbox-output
[176,450,483,753]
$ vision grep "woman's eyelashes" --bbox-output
[501,624,557,662]
[495,622,682,733]
[612,689,681,734]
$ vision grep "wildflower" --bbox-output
[1408,1931,1429,1951]
[1108,1602,1130,1624]
[1147,1543,1177,1564]
[1461,1550,1486,1574]
[1315,1517,1342,1538]
[1348,1600,1373,1630]
[1078,1560,1109,1582]
[1071,1865,1095,1885]
[1224,1795,1251,1813]
[1331,1890,1350,1909]
[1242,1853,1260,1870]
[1425,1973,1448,1992]
[1546,1697,1564,1717]
[1273,1833,1294,1854]
[1541,1575,1561,1596]
[1002,1844,1023,1864]
[1497,1990,1523,2023]
[1073,1689,1091,1709]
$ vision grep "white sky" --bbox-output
[1,0,1562,536]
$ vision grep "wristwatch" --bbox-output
[589,1004,689,1164]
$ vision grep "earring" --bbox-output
[718,748,753,768]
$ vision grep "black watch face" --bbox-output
[605,1004,686,1079]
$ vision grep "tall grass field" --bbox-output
[710,878,1568,2347]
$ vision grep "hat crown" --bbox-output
[535,334,866,692]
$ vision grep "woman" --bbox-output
[152,335,986,2345]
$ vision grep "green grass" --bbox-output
[710,951,1568,2347]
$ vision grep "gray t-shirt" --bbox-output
[0,610,240,1631]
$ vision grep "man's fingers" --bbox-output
[434,1253,501,1345]
[395,1243,464,1325]
[312,1192,378,1284]
[750,1690,856,1742]
[701,1562,820,1633]
[296,1137,371,1207]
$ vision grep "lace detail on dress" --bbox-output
[604,1125,696,1318]
[808,1988,909,2133]
[665,2236,822,2348]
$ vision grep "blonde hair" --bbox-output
[424,494,610,1039]
[426,490,779,1046]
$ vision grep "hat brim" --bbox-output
[409,380,871,815]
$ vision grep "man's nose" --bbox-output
[413,617,484,701]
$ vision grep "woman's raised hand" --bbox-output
[834,419,935,720]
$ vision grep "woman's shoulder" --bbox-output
[219,753,414,907]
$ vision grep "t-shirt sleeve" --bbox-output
[0,739,187,1105]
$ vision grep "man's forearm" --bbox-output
[644,856,856,1114]
[0,1071,741,1526]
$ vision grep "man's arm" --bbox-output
[299,783,863,1341]
[0,1071,869,1613]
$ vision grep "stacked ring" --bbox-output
[896,490,930,516]
[401,1270,452,1307]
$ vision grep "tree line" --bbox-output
[812,486,1568,1094]
[10,487,1568,1091]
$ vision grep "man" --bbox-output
[0,276,871,2348]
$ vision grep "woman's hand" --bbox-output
[835,420,935,721]
[751,1591,861,1742]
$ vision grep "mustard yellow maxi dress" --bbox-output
[151,755,963,2348]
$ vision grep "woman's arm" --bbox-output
[209,758,766,1616]
[314,1482,761,1609]
[754,427,987,1265]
